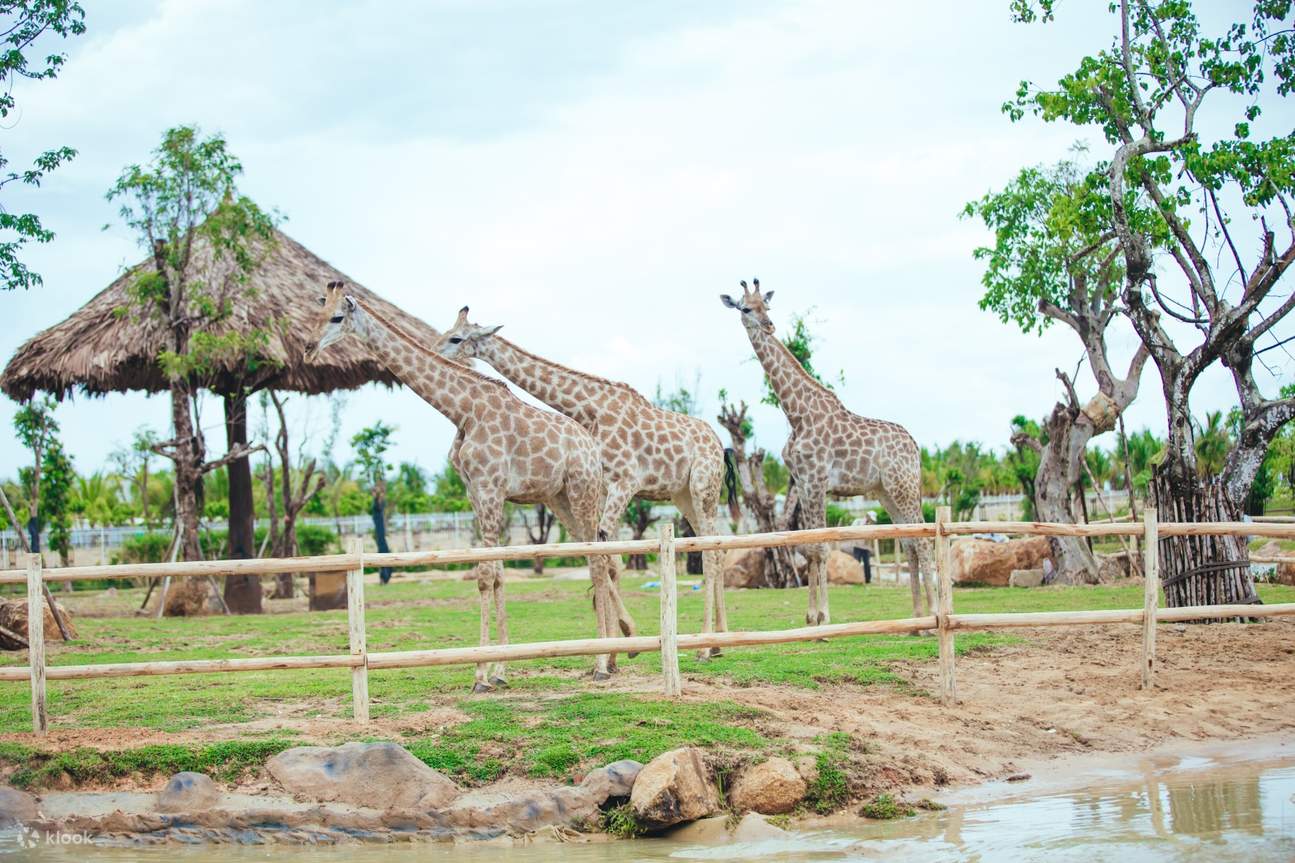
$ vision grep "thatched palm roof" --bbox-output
[2,228,434,400]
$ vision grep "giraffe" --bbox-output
[720,280,935,622]
[305,282,621,690]
[437,307,739,656]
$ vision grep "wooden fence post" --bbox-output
[27,553,47,735]
[1141,508,1159,690]
[346,536,370,722]
[658,522,682,697]
[935,506,956,705]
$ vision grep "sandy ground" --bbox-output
[5,617,1292,806]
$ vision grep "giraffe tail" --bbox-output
[723,448,741,522]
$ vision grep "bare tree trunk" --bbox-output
[521,503,555,574]
[223,393,263,614]
[717,401,799,588]
[1152,466,1258,617]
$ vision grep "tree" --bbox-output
[1005,0,1295,605]
[107,125,273,612]
[0,1,85,292]
[352,422,394,584]
[966,154,1149,583]
[266,390,324,597]
[39,436,72,566]
[716,396,799,588]
[1007,415,1043,518]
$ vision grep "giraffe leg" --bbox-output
[473,564,494,693]
[598,480,640,671]
[879,484,932,620]
[489,562,509,687]
[676,493,721,659]
[797,483,829,626]
[547,493,612,679]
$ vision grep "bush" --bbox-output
[115,531,173,565]
[294,524,337,556]
[825,503,853,527]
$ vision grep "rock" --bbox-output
[826,551,865,585]
[579,759,642,799]
[1008,569,1043,588]
[949,537,1052,586]
[1278,560,1295,587]
[161,578,215,617]
[630,747,720,830]
[0,598,77,648]
[732,811,788,841]
[1096,551,1136,581]
[664,815,732,843]
[444,760,641,832]
[309,573,347,611]
[267,742,460,811]
[156,771,220,812]
[793,755,819,785]
[729,757,806,814]
[723,548,766,589]
[0,786,37,827]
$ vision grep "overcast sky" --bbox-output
[1,0,1289,479]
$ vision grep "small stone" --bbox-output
[732,811,787,841]
[729,757,806,815]
[630,747,720,830]
[156,771,220,812]
[793,755,819,785]
[1008,569,1044,588]
[0,786,37,827]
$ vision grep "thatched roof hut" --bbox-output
[2,228,430,401]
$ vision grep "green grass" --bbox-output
[3,574,1292,791]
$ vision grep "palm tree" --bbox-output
[1194,412,1231,480]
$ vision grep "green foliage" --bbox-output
[860,793,916,820]
[653,373,703,416]
[106,124,278,381]
[0,739,294,789]
[351,422,394,489]
[115,531,173,565]
[600,803,645,839]
[805,733,851,814]
[762,455,790,496]
[825,503,852,527]
[0,0,85,291]
[38,437,73,560]
[761,313,840,408]
[294,524,337,556]
[1194,410,1231,479]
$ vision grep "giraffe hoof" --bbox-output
[488,676,509,689]
[471,682,495,694]
[694,650,711,662]
[592,670,612,682]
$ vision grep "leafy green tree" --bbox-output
[352,421,395,583]
[1194,411,1231,480]
[1005,0,1295,601]
[39,436,73,565]
[0,0,85,291]
[12,394,59,551]
[107,125,275,587]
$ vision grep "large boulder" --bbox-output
[156,771,220,812]
[1278,560,1295,587]
[444,760,642,832]
[729,756,806,814]
[630,747,720,830]
[161,579,215,617]
[1096,551,1136,581]
[949,537,1052,586]
[826,551,865,585]
[0,598,76,649]
[723,548,765,589]
[0,786,37,827]
[267,742,460,811]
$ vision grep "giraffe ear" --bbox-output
[720,294,740,309]
[456,306,470,325]
[762,290,775,305]
[343,295,357,313]
[480,324,503,337]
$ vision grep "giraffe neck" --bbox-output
[745,320,836,425]
[352,301,495,427]
[477,336,642,419]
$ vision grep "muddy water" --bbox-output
[5,750,1294,862]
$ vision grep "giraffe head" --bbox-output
[304,280,361,361]
[720,278,775,334]
[437,306,503,362]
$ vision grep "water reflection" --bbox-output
[4,757,1293,863]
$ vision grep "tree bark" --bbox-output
[372,481,392,584]
[1152,467,1258,616]
[222,394,262,614]
[717,401,799,588]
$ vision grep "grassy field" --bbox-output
[2,573,1292,791]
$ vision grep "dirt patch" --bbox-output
[2,620,1291,805]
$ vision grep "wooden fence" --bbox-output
[8,509,1295,734]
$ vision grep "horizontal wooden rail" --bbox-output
[0,653,361,682]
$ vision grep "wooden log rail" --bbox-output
[8,515,1295,735]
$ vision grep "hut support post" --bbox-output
[658,523,681,697]
[346,536,370,723]
[936,506,956,705]
[1141,509,1159,690]
[27,553,47,735]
